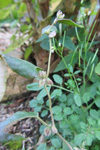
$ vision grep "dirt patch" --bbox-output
[0,92,41,150]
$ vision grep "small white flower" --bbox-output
[56,10,65,19]
[59,42,61,47]
[51,46,54,53]
[49,31,56,38]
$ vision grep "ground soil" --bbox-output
[0,92,41,150]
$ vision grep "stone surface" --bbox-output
[0,28,33,101]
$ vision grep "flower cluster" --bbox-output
[56,10,65,19]
[39,71,53,87]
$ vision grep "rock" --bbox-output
[0,29,33,102]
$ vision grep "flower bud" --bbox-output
[49,31,56,38]
[39,71,46,78]
[52,125,58,134]
[56,10,65,19]
[51,46,54,53]
[59,42,61,47]
[39,79,46,87]
[44,127,51,136]
[47,78,53,86]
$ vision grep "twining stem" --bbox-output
[47,38,52,77]
[44,85,55,126]
[57,132,73,150]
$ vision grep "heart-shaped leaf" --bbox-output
[58,19,84,28]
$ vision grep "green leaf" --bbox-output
[59,94,67,102]
[95,131,100,140]
[74,93,82,106]
[52,106,62,114]
[27,82,43,91]
[0,4,16,20]
[51,89,62,97]
[58,19,84,28]
[37,143,47,150]
[29,99,38,108]
[54,52,78,72]
[90,109,99,120]
[40,38,50,51]
[0,0,13,9]
[42,25,57,34]
[54,113,63,121]
[36,34,49,43]
[34,106,42,112]
[2,54,39,79]
[51,138,61,148]
[41,110,48,117]
[3,32,32,54]
[53,74,63,85]
[37,87,51,99]
[95,62,100,75]
[82,92,90,103]
[95,98,100,108]
[63,107,72,115]
[74,133,85,145]
[86,134,93,146]
[24,46,32,60]
[37,98,44,104]
[0,111,37,143]
[59,36,76,51]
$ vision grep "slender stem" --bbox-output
[51,84,73,93]
[57,132,73,150]
[47,38,52,77]
[37,116,49,127]
[61,55,78,92]
[44,85,55,126]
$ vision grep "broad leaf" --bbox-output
[36,34,49,43]
[74,133,85,145]
[51,138,61,148]
[58,19,83,28]
[90,109,99,120]
[27,82,43,91]
[74,93,82,107]
[95,131,100,140]
[2,54,39,79]
[0,5,16,20]
[40,38,50,51]
[86,133,93,146]
[54,52,78,72]
[37,143,47,150]
[0,111,37,143]
[95,62,100,75]
[53,74,63,85]
[42,25,57,34]
[0,0,13,9]
[37,87,51,99]
[59,36,76,51]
